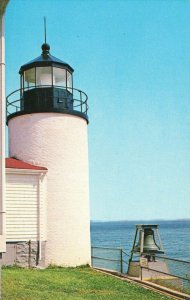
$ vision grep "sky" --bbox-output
[4,0,190,221]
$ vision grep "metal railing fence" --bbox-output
[91,246,190,295]
[91,246,129,273]
[140,255,190,295]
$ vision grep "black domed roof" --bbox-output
[19,44,74,74]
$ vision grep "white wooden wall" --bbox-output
[6,170,47,242]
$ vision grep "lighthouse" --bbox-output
[6,42,91,267]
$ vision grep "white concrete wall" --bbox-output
[8,113,91,266]
[6,169,47,242]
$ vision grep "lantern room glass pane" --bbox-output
[24,68,35,88]
[53,67,66,87]
[67,71,72,93]
[36,67,52,86]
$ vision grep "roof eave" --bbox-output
[19,61,74,74]
[6,168,48,174]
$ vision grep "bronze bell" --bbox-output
[134,228,161,253]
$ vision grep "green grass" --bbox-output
[149,278,190,295]
[2,266,172,300]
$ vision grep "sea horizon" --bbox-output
[91,219,190,261]
[91,218,190,223]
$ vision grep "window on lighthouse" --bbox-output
[53,67,66,87]
[67,71,72,93]
[36,67,52,86]
[24,68,35,88]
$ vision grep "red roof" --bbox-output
[6,158,47,171]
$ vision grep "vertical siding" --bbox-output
[6,172,47,242]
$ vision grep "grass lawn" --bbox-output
[2,266,172,300]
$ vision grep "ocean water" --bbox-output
[90,220,190,261]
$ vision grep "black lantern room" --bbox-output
[7,43,88,123]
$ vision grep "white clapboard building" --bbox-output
[4,158,47,266]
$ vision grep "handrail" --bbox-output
[91,246,129,273]
[141,265,190,282]
[7,85,88,101]
[92,256,121,263]
[121,250,130,257]
[91,246,122,251]
[6,85,88,119]
[154,255,190,265]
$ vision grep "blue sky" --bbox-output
[5,0,190,220]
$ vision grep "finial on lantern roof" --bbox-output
[41,17,50,57]
[44,16,47,44]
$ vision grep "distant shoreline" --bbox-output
[91,218,190,223]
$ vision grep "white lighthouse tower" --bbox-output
[7,42,91,266]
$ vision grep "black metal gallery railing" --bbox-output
[91,246,129,273]
[6,85,88,121]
